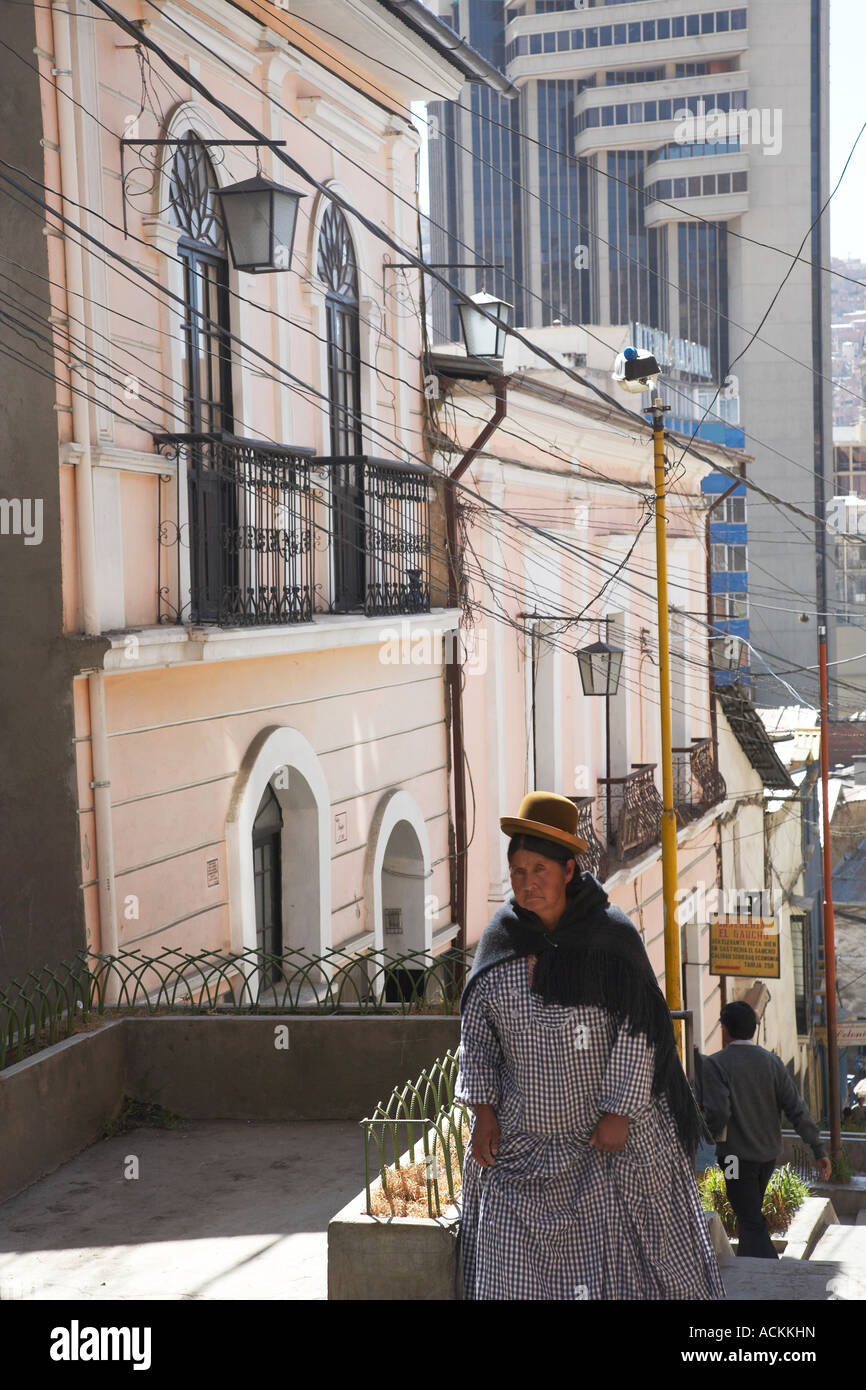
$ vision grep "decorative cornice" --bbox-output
[101,608,463,671]
[297,96,387,156]
[140,215,183,255]
[143,0,266,77]
[60,442,177,475]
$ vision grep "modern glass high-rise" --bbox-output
[427,0,833,706]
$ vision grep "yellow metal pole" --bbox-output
[648,396,683,1057]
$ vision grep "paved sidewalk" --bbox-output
[5,1124,863,1301]
[720,1254,864,1300]
[0,1121,363,1301]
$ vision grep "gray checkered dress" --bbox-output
[455,957,725,1301]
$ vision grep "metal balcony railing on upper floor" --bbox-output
[568,796,611,883]
[673,737,727,823]
[314,454,432,618]
[597,764,665,864]
[154,435,431,626]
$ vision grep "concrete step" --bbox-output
[705,1210,732,1257]
[856,1210,866,1226]
[807,1176,866,1221]
[720,1254,862,1301]
[811,1223,866,1265]
[780,1197,839,1260]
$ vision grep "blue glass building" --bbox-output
[701,473,750,689]
[427,1,833,707]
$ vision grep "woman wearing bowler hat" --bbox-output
[455,791,723,1301]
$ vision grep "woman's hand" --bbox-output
[589,1112,630,1153]
[471,1104,499,1168]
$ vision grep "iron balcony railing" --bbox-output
[156,432,316,626]
[568,796,610,883]
[313,454,432,617]
[597,764,665,864]
[673,738,727,823]
[154,438,432,626]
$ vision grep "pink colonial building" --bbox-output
[1,0,511,984]
[432,324,752,1054]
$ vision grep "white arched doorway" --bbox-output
[226,726,331,962]
[365,789,433,954]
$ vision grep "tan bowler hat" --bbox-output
[500,791,588,854]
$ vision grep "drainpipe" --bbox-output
[48,4,118,968]
[50,2,100,636]
[445,375,507,953]
[88,672,119,965]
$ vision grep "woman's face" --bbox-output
[509,848,574,925]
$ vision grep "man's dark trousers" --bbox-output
[717,1148,778,1259]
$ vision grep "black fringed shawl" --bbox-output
[462,872,706,1155]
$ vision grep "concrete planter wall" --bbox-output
[0,1022,126,1205]
[328,1118,462,1300]
[0,1014,460,1204]
[328,1196,459,1301]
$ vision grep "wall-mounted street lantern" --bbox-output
[577,637,624,698]
[577,623,624,851]
[457,289,512,364]
[213,176,306,273]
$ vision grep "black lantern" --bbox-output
[457,289,511,363]
[577,639,624,697]
[213,175,305,273]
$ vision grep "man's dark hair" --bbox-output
[721,1000,758,1040]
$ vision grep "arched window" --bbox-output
[168,133,233,435]
[168,133,234,622]
[317,202,362,457]
[317,203,365,612]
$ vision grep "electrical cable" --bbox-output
[103,0,832,533]
[9,9,837,705]
[19,6,842,565]
[22,9,845,564]
[247,0,866,298]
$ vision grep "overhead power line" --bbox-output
[79,0,829,537]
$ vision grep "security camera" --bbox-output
[612,345,662,394]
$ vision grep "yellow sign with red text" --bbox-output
[709,913,780,978]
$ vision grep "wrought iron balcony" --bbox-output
[154,438,431,626]
[313,454,431,617]
[673,738,727,823]
[597,764,664,864]
[156,432,315,626]
[568,796,610,883]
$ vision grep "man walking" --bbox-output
[701,1001,832,1259]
